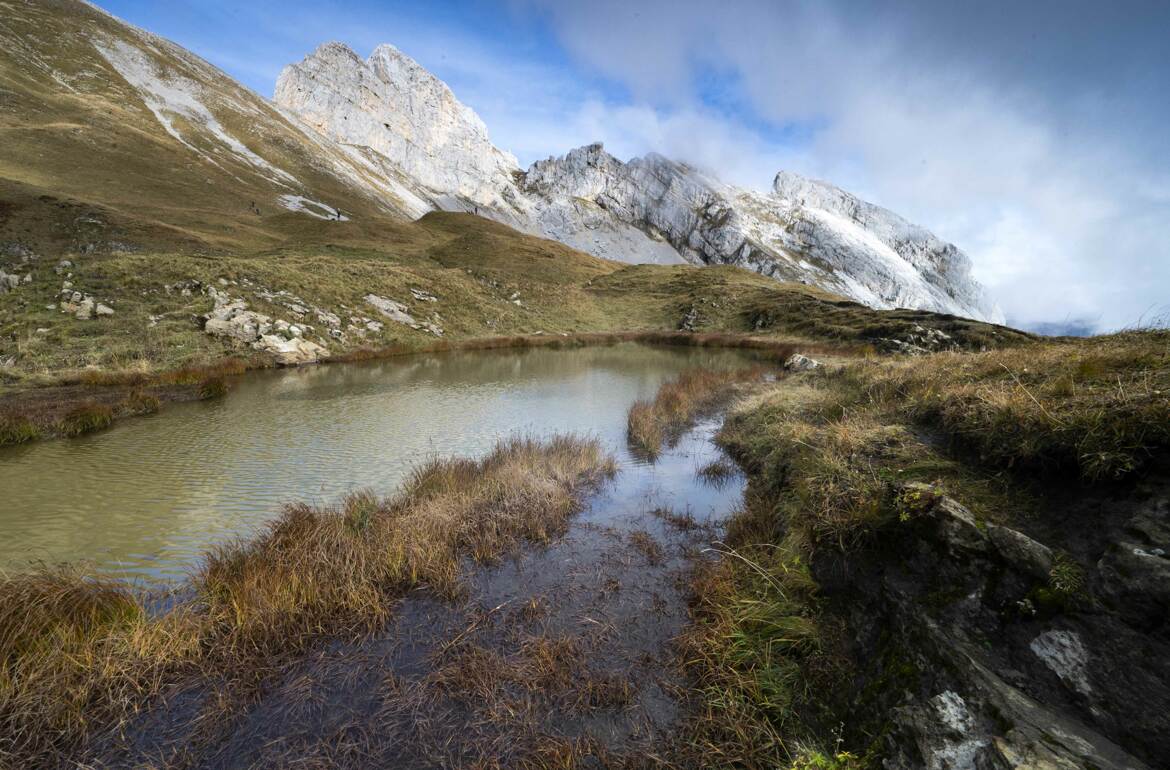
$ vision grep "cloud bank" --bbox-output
[492,0,1170,332]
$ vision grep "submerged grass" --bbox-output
[0,434,614,765]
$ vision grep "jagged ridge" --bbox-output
[275,43,1003,323]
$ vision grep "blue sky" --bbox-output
[95,0,1170,331]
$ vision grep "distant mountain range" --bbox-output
[2,0,1001,322]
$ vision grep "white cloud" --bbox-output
[509,0,1170,331]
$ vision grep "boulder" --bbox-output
[784,353,822,372]
[987,524,1055,579]
[203,301,270,344]
[255,334,329,365]
[73,297,96,320]
[0,269,19,292]
[365,294,416,325]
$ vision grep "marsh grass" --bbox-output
[678,537,833,768]
[698,458,738,485]
[196,376,228,400]
[119,390,159,415]
[0,435,614,765]
[651,506,702,532]
[684,331,1170,766]
[56,402,113,437]
[627,366,770,459]
[627,530,664,566]
[0,412,39,445]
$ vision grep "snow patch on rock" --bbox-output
[278,194,349,221]
[93,37,299,189]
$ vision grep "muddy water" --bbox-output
[0,344,756,581]
[105,417,745,767]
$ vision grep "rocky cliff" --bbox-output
[275,43,1004,323]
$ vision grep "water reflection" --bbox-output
[0,344,756,581]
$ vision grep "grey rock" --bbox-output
[784,353,822,372]
[255,334,329,366]
[1029,629,1093,697]
[987,524,1055,579]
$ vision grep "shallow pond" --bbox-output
[0,343,758,581]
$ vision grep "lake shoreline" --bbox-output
[0,330,824,447]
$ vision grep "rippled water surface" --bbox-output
[0,344,756,581]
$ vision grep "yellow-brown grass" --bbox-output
[627,366,771,459]
[0,435,614,765]
[199,435,615,654]
[849,330,1170,479]
[677,540,830,769]
[56,402,113,437]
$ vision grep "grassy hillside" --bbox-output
[0,208,1028,387]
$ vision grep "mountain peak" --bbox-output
[272,40,1002,322]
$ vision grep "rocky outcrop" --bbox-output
[784,353,822,372]
[521,144,1003,322]
[823,479,1170,768]
[201,293,329,365]
[365,294,443,336]
[274,42,523,220]
[274,45,1003,323]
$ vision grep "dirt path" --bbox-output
[97,418,743,768]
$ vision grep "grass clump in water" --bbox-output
[627,366,768,459]
[120,390,159,415]
[698,458,738,485]
[0,412,39,446]
[56,402,113,437]
[200,434,615,652]
[197,376,228,400]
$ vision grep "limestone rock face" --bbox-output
[521,144,1004,322]
[274,43,1004,323]
[275,43,523,221]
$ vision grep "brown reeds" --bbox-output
[0,434,615,765]
[627,366,770,459]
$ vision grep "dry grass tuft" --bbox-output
[199,435,615,654]
[627,366,769,459]
[678,537,830,769]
